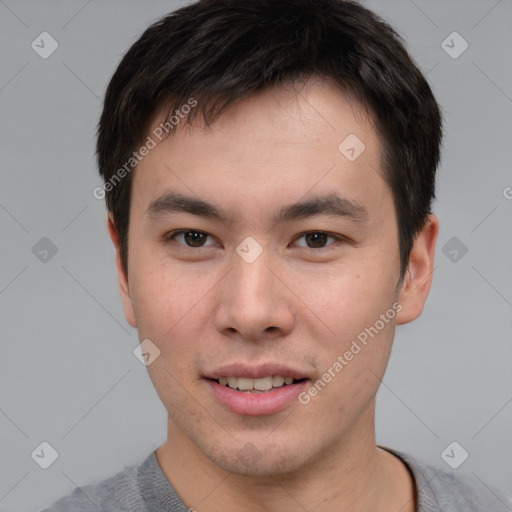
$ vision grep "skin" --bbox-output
[107,77,439,512]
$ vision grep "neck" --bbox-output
[155,403,416,512]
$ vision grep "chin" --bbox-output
[199,437,315,477]
[212,452,306,477]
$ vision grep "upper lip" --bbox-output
[205,363,310,380]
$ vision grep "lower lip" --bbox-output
[207,379,309,416]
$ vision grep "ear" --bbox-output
[395,214,439,325]
[106,214,136,328]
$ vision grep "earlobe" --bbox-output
[396,214,439,325]
[106,214,137,328]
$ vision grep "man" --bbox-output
[43,0,512,510]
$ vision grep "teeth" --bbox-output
[237,377,253,391]
[254,376,273,391]
[272,376,285,387]
[217,376,298,391]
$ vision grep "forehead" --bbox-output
[147,77,376,152]
[133,78,390,224]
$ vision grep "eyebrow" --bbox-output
[146,191,369,225]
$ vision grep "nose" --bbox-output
[213,247,295,343]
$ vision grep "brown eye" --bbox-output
[183,231,207,247]
[305,232,329,248]
[166,230,216,248]
[294,231,338,249]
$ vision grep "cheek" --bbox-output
[299,259,398,342]
[128,260,207,341]
[307,319,395,423]
[296,256,398,406]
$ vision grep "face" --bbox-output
[109,78,435,477]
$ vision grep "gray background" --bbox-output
[1,0,511,510]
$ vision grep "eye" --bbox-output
[293,231,341,249]
[165,230,217,248]
[164,230,344,250]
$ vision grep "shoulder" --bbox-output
[40,455,149,512]
[384,447,512,512]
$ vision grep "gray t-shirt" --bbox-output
[41,446,512,511]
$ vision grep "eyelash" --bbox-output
[163,230,346,250]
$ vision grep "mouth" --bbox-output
[211,375,308,393]
[204,365,311,415]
